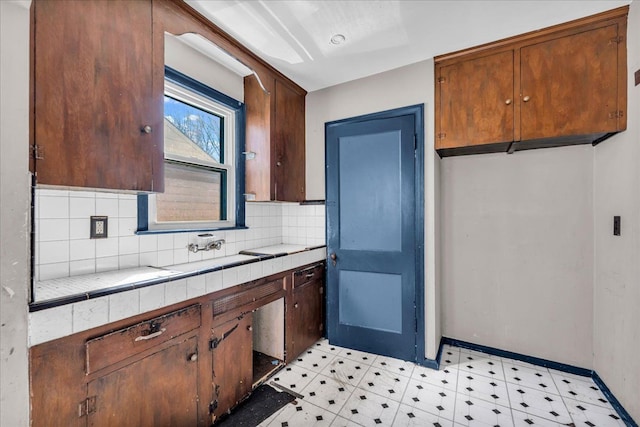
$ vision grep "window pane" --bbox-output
[156,163,222,222]
[164,95,223,163]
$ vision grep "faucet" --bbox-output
[187,235,225,253]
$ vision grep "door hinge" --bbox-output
[608,110,624,119]
[31,145,44,160]
[209,400,218,414]
[319,286,324,295]
[609,36,624,44]
[437,133,447,140]
[78,396,96,417]
[437,76,446,83]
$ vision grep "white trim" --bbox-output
[146,81,237,231]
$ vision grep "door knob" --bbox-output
[523,95,531,102]
[330,252,337,267]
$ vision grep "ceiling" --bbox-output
[187,0,632,92]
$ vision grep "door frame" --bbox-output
[324,104,425,363]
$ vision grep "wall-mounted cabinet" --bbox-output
[245,75,306,202]
[435,6,628,157]
[31,0,164,191]
[31,0,307,195]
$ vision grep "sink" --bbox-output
[168,254,259,273]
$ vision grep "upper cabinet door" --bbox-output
[273,80,305,201]
[520,24,624,141]
[437,50,515,150]
[33,0,163,192]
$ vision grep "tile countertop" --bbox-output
[29,245,326,347]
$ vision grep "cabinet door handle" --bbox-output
[523,95,531,102]
[189,353,198,362]
[305,273,315,279]
[505,99,512,105]
[276,161,282,167]
[294,303,299,309]
[141,125,152,134]
[134,327,166,341]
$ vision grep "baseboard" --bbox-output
[441,337,637,426]
[415,337,445,370]
[592,372,638,427]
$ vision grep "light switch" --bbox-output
[90,216,108,239]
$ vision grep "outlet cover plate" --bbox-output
[90,216,108,239]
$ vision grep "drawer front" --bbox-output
[293,263,324,289]
[213,279,283,317]
[86,304,201,374]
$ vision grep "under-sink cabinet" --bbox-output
[29,262,325,427]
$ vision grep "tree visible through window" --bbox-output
[164,95,223,163]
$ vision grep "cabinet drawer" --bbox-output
[293,263,324,289]
[86,304,201,374]
[213,279,284,317]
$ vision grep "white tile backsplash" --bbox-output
[72,298,109,332]
[34,190,325,286]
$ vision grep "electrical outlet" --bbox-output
[613,216,621,236]
[90,216,108,239]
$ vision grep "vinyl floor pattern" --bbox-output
[259,339,626,427]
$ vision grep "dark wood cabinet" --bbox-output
[31,0,164,192]
[435,6,628,157]
[286,263,325,361]
[210,314,253,423]
[245,75,306,202]
[30,262,322,426]
[87,336,199,427]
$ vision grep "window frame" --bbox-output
[137,67,246,234]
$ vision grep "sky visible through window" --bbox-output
[164,95,223,163]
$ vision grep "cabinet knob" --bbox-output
[523,96,531,102]
[294,303,299,309]
[505,99,512,105]
[276,161,282,167]
[247,325,253,331]
[141,125,152,134]
[189,353,198,362]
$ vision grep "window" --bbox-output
[138,67,245,232]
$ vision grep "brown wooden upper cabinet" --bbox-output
[435,6,628,157]
[245,75,306,202]
[31,0,164,192]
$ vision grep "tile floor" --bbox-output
[260,339,627,426]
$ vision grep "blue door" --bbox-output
[326,107,420,362]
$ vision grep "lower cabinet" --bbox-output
[30,261,325,426]
[210,314,253,423]
[287,263,325,361]
[87,336,199,427]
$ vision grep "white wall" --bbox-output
[164,34,244,102]
[0,2,31,425]
[440,146,595,368]
[306,60,442,359]
[593,1,640,421]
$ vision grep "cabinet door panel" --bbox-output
[520,24,621,140]
[33,0,162,191]
[289,281,323,360]
[274,80,305,201]
[211,314,253,421]
[87,336,198,427]
[438,51,514,149]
